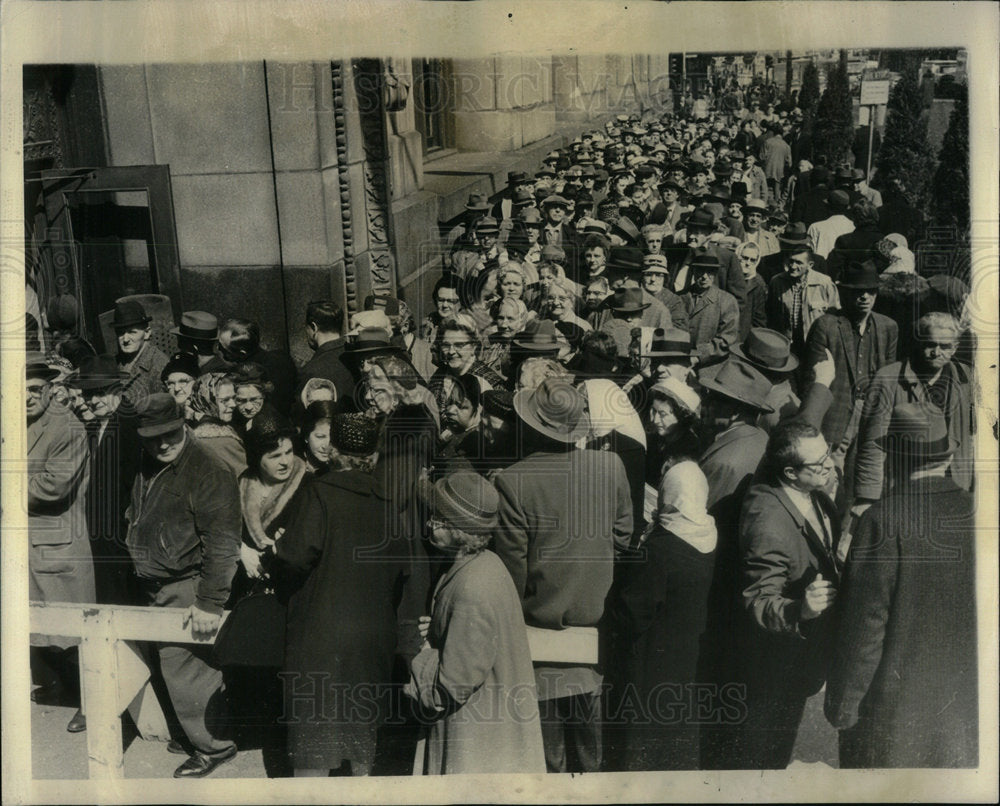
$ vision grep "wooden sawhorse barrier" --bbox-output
[29,601,227,780]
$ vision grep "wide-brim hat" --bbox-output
[697,357,774,412]
[837,260,881,289]
[25,350,60,382]
[136,392,186,437]
[713,161,734,178]
[518,207,544,226]
[341,327,408,368]
[685,208,716,231]
[875,402,959,461]
[730,328,799,373]
[507,170,531,187]
[112,300,151,331]
[541,194,571,209]
[511,319,563,353]
[742,198,768,214]
[610,217,642,247]
[606,286,650,313]
[778,222,811,250]
[465,193,490,211]
[171,311,219,341]
[513,377,591,444]
[475,216,500,234]
[644,327,692,358]
[70,354,128,391]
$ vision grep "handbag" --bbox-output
[211,577,286,668]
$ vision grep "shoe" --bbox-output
[31,682,70,706]
[66,709,87,733]
[173,746,237,778]
[167,739,190,755]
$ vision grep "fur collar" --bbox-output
[239,455,307,549]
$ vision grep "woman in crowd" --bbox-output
[406,471,545,775]
[271,413,408,777]
[225,408,310,776]
[428,317,504,411]
[480,297,531,380]
[189,371,247,477]
[459,270,500,335]
[161,351,199,421]
[434,374,485,477]
[610,378,716,770]
[299,399,339,474]
[543,277,593,333]
[231,362,276,436]
[644,375,705,487]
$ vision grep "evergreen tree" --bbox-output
[798,60,820,120]
[930,84,969,233]
[812,58,854,167]
[876,69,936,210]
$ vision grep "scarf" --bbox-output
[239,455,307,549]
[656,460,716,553]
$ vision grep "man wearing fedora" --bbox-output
[741,152,768,202]
[731,328,802,434]
[26,352,95,733]
[737,420,841,769]
[492,170,534,222]
[647,178,689,235]
[851,167,882,209]
[539,195,580,283]
[825,200,884,285]
[112,300,169,411]
[807,190,855,260]
[452,216,506,279]
[444,192,490,261]
[591,285,668,358]
[853,311,974,512]
[171,310,220,371]
[766,236,840,361]
[824,404,977,768]
[684,255,740,366]
[298,300,356,408]
[641,254,689,333]
[791,166,832,228]
[69,355,142,607]
[805,261,897,529]
[493,378,633,773]
[693,356,774,769]
[740,199,780,257]
[126,393,241,777]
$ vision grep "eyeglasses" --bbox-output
[797,451,832,471]
[26,384,49,397]
[436,296,460,305]
[440,341,472,351]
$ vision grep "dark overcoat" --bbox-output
[273,469,407,770]
[824,477,978,768]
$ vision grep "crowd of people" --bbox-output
[26,93,978,777]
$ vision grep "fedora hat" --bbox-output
[70,354,128,392]
[713,160,734,178]
[610,217,641,246]
[606,286,650,313]
[875,402,958,461]
[731,328,799,373]
[465,192,490,211]
[742,198,768,214]
[608,246,645,276]
[514,377,591,444]
[342,327,408,368]
[685,208,716,231]
[112,300,151,331]
[475,216,500,234]
[644,327,692,358]
[707,185,731,205]
[697,357,774,412]
[778,222,811,251]
[432,471,500,532]
[837,260,881,289]
[507,170,531,187]
[690,254,721,275]
[828,189,850,212]
[511,319,562,354]
[136,392,186,438]
[171,311,219,342]
[25,351,60,382]
[518,207,544,226]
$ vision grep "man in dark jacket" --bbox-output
[297,300,356,408]
[493,378,633,774]
[826,201,883,283]
[790,166,831,227]
[825,405,977,768]
[738,420,841,769]
[126,394,241,777]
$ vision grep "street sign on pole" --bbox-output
[860,79,890,106]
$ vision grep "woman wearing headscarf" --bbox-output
[609,389,717,770]
[405,472,546,774]
[298,399,339,474]
[189,372,247,477]
[269,413,408,777]
[872,234,930,361]
[578,377,648,546]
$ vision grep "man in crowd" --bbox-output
[684,255,740,365]
[298,299,356,406]
[27,352,94,734]
[493,378,632,773]
[824,405,977,768]
[807,190,855,260]
[766,238,840,362]
[112,300,169,411]
[126,393,241,777]
[171,310,220,370]
[738,420,841,769]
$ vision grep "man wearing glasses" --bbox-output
[736,420,841,769]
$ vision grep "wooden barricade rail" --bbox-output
[31,601,598,779]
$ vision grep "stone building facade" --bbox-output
[24,56,671,363]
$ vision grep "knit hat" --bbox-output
[245,407,297,459]
[482,389,515,419]
[331,412,381,457]
[432,471,500,532]
[160,352,200,383]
